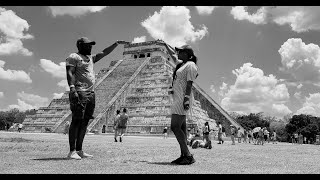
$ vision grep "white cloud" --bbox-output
[53,92,64,99]
[278,38,320,85]
[132,36,146,43]
[218,82,228,97]
[295,93,320,117]
[294,91,302,101]
[210,84,216,93]
[40,59,66,79]
[195,6,216,15]
[230,6,320,33]
[271,6,320,33]
[57,79,69,90]
[48,6,107,17]
[230,6,268,25]
[141,6,208,47]
[0,91,3,98]
[221,63,292,118]
[0,60,32,83]
[8,99,35,111]
[272,104,293,118]
[297,83,303,89]
[7,91,49,111]
[17,91,49,107]
[0,7,33,56]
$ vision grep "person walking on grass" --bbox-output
[230,125,236,145]
[217,122,224,144]
[66,37,127,160]
[163,127,168,139]
[243,129,248,143]
[64,121,70,135]
[113,110,121,142]
[165,43,198,165]
[202,122,212,149]
[118,108,129,142]
[248,129,253,143]
[237,127,242,143]
[18,123,23,133]
[272,130,277,144]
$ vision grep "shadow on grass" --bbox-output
[147,162,178,166]
[32,157,70,161]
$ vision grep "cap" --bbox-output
[175,44,194,56]
[77,37,96,46]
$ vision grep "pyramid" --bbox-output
[23,40,244,134]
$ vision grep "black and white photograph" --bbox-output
[0,5,320,174]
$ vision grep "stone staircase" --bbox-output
[23,92,70,132]
[51,59,125,133]
[87,57,150,132]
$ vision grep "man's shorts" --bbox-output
[69,91,95,120]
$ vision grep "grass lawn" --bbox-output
[0,131,319,174]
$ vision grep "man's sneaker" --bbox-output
[120,137,122,142]
[77,150,93,158]
[171,155,184,164]
[177,154,195,165]
[67,151,81,160]
[114,138,118,142]
[222,140,224,144]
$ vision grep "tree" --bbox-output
[285,114,320,143]
[235,112,270,130]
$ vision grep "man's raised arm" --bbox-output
[93,40,128,63]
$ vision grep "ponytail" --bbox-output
[172,62,183,85]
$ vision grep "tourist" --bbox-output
[187,127,191,138]
[66,37,127,160]
[18,123,23,133]
[272,130,277,144]
[163,127,168,139]
[263,127,269,143]
[64,121,70,135]
[230,125,236,145]
[252,127,261,145]
[102,124,106,133]
[202,122,210,143]
[118,108,129,142]
[248,129,253,143]
[217,122,224,144]
[294,133,298,144]
[257,128,264,145]
[113,110,121,142]
[237,127,242,143]
[187,129,194,146]
[243,129,248,143]
[165,43,198,165]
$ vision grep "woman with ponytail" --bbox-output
[165,43,199,165]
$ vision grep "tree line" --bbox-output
[0,108,36,130]
[232,112,320,143]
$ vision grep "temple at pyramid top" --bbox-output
[23,40,244,135]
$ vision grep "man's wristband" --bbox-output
[185,95,190,98]
[69,85,75,89]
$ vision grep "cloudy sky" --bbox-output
[1,6,320,119]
